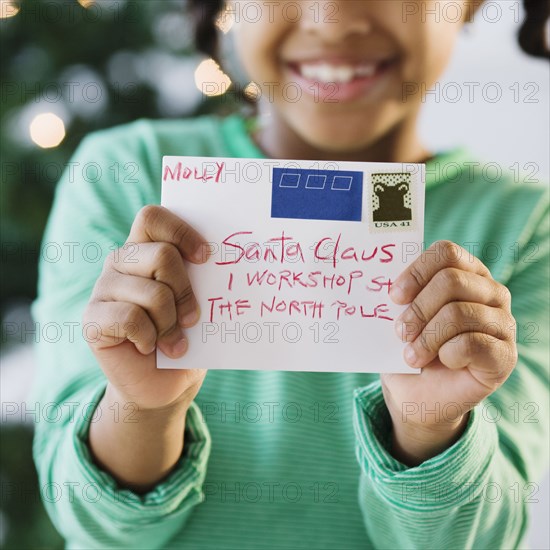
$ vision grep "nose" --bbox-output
[299,0,372,43]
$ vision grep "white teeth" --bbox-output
[298,63,377,83]
[356,64,376,77]
[335,66,355,82]
[301,64,318,80]
[318,64,336,82]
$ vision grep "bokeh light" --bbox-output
[29,113,66,148]
[194,58,232,97]
[215,5,234,34]
[244,82,261,101]
[0,0,20,18]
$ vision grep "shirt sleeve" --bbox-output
[352,193,549,549]
[30,125,212,549]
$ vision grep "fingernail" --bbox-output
[192,244,208,263]
[390,282,406,304]
[182,307,200,328]
[404,344,417,366]
[395,319,404,340]
[172,337,188,356]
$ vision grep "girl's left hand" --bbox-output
[381,240,518,466]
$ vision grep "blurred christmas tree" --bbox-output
[0,0,241,310]
[0,0,241,545]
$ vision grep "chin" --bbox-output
[294,122,375,156]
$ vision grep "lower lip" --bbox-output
[286,61,395,102]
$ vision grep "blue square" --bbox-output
[279,172,300,188]
[332,176,353,191]
[305,174,327,189]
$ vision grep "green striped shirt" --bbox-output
[31,114,549,549]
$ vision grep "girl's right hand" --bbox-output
[83,205,209,412]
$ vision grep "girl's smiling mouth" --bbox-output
[284,56,398,102]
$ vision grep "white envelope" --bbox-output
[158,156,424,373]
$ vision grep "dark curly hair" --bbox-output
[188,0,549,65]
[519,0,550,58]
[189,0,225,65]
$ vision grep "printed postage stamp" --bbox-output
[370,173,415,232]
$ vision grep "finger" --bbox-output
[94,273,178,338]
[128,205,209,263]
[84,301,188,359]
[438,332,517,386]
[84,301,157,355]
[104,242,200,327]
[396,268,512,342]
[390,240,492,305]
[405,302,515,368]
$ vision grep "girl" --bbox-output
[32,1,548,548]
